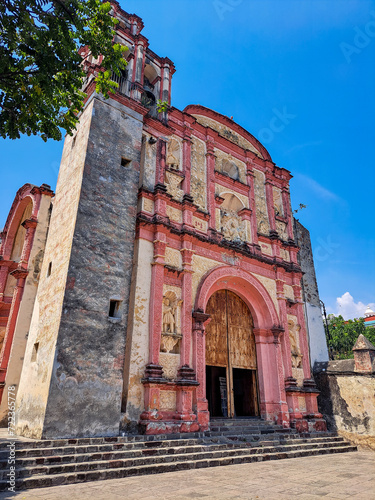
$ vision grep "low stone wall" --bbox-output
[314,358,375,450]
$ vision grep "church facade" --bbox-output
[0,1,328,439]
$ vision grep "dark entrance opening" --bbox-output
[233,368,258,417]
[206,365,227,417]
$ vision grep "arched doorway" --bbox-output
[205,290,259,418]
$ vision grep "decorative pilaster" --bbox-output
[180,239,194,368]
[146,234,167,376]
[275,277,295,384]
[192,311,210,429]
[271,325,289,427]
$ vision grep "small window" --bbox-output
[47,262,52,277]
[72,135,77,148]
[31,342,39,362]
[121,157,131,167]
[109,299,122,319]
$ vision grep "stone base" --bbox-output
[290,416,327,433]
[139,419,201,435]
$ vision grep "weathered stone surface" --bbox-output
[315,362,375,450]
[15,96,144,439]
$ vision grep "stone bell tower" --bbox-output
[14,1,175,439]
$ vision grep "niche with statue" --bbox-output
[160,291,183,380]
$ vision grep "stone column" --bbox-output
[192,311,210,430]
[254,328,283,423]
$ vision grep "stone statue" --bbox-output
[163,297,176,333]
[288,320,303,368]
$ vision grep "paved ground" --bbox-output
[1,451,374,500]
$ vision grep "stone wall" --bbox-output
[314,357,375,450]
[15,95,144,438]
[294,219,329,365]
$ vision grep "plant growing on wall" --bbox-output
[0,0,128,141]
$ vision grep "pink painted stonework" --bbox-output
[1,1,327,439]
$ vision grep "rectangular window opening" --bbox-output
[31,342,39,363]
[47,262,52,277]
[109,299,122,319]
[121,157,131,167]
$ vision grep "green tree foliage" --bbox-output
[325,314,375,359]
[0,0,127,141]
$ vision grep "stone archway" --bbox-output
[205,289,259,418]
[193,266,286,427]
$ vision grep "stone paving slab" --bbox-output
[0,451,373,500]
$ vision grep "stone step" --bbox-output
[0,433,343,461]
[0,444,357,491]
[0,436,347,470]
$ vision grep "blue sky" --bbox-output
[1,0,374,319]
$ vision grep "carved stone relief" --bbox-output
[280,248,290,262]
[166,205,183,223]
[284,284,294,302]
[159,352,180,379]
[220,209,247,242]
[165,171,184,201]
[142,197,154,214]
[164,247,182,268]
[273,186,284,217]
[276,219,288,241]
[260,242,272,256]
[166,137,181,170]
[253,170,270,234]
[159,390,177,411]
[192,115,263,157]
[162,289,183,335]
[214,149,246,183]
[192,217,208,232]
[288,315,303,376]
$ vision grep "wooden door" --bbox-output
[206,290,259,417]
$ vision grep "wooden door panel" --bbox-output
[206,290,227,367]
[227,291,256,369]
